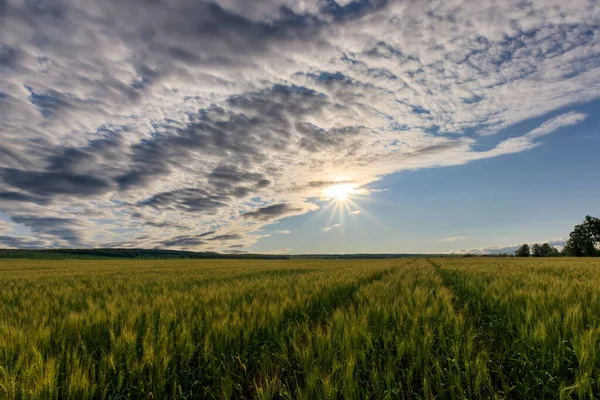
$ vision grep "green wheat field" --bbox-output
[2,258,600,399]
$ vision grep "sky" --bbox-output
[0,0,599,254]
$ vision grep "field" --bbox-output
[1,258,600,399]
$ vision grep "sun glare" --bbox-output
[324,183,356,201]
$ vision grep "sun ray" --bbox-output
[323,183,357,201]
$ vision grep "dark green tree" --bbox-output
[565,216,600,257]
[532,244,542,257]
[515,244,530,257]
[540,243,554,257]
[547,247,561,257]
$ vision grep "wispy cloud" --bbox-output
[444,236,467,242]
[475,112,588,157]
[322,224,341,232]
[275,230,291,234]
[0,0,597,250]
[349,210,362,215]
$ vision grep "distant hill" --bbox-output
[0,248,290,260]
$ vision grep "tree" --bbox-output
[540,243,554,257]
[565,216,600,257]
[547,247,561,257]
[515,244,530,257]
[532,243,542,257]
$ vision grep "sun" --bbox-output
[324,183,357,201]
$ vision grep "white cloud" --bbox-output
[444,236,467,242]
[322,223,341,232]
[474,112,588,157]
[349,210,362,215]
[526,112,588,140]
[0,220,14,234]
[275,230,291,234]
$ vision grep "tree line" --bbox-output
[515,215,600,257]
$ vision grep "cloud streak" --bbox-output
[0,0,598,249]
[322,223,341,232]
[444,236,467,242]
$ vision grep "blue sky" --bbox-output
[252,99,600,253]
[0,0,599,253]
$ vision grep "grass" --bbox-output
[1,258,599,399]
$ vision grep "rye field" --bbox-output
[1,258,600,399]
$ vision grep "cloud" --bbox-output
[322,223,341,232]
[0,220,14,233]
[10,216,87,246]
[349,210,362,215]
[275,230,291,234]
[159,235,208,248]
[444,236,467,242]
[138,189,229,213]
[476,112,588,157]
[242,203,304,221]
[0,0,598,249]
[207,234,244,241]
[0,235,52,249]
[0,168,113,197]
[526,113,588,140]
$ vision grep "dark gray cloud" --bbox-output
[159,235,208,248]
[207,234,244,241]
[116,111,264,191]
[0,46,17,69]
[241,203,303,221]
[115,84,334,191]
[138,189,229,213]
[28,88,71,118]
[198,230,217,238]
[0,168,113,197]
[0,191,49,205]
[0,235,49,249]
[10,216,85,246]
[209,164,265,184]
[307,180,354,188]
[143,221,191,230]
[46,135,127,175]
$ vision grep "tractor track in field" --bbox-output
[178,261,408,398]
[427,258,581,399]
[234,263,403,398]
[427,258,515,397]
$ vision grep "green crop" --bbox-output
[1,258,599,399]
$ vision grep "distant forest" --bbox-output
[0,248,290,260]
